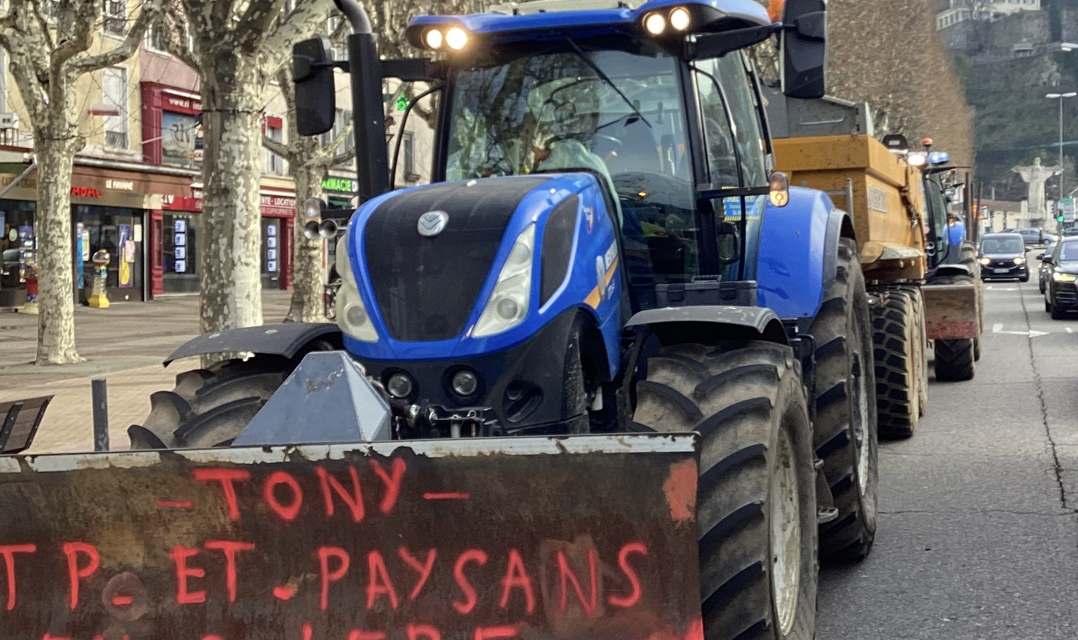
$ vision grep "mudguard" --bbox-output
[163,323,342,364]
[755,186,853,320]
[626,305,788,344]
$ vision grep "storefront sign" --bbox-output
[105,178,135,191]
[322,176,358,193]
[261,194,296,218]
[71,186,102,198]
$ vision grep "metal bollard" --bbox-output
[91,378,109,452]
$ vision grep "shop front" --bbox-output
[0,162,194,307]
[153,186,295,295]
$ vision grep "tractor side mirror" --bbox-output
[717,222,741,264]
[293,37,336,137]
[780,0,827,99]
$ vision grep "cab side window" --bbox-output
[694,53,767,187]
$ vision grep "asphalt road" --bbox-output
[818,261,1078,639]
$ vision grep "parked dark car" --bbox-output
[979,233,1029,281]
[1016,228,1047,246]
[1039,239,1057,293]
[1044,238,1078,318]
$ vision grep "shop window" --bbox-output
[0,201,37,306]
[103,67,128,149]
[104,0,126,36]
[75,206,144,297]
[163,213,198,293]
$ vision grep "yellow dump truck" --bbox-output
[767,95,982,438]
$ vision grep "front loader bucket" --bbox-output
[923,282,980,340]
[0,434,702,640]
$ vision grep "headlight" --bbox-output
[335,235,378,342]
[1054,272,1077,282]
[1014,257,1026,265]
[669,7,691,31]
[979,257,990,266]
[445,27,468,50]
[473,225,535,338]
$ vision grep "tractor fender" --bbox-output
[163,323,343,365]
[755,187,855,320]
[625,306,788,345]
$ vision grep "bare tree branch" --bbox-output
[160,1,202,69]
[236,0,289,54]
[263,134,291,158]
[72,0,165,72]
[262,0,334,72]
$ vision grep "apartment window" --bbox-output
[265,119,284,175]
[402,131,415,178]
[145,22,168,52]
[104,0,126,36]
[321,109,355,160]
[327,17,346,60]
[103,68,128,149]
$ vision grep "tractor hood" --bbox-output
[339,173,622,363]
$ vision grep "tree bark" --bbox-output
[34,131,83,365]
[198,54,265,334]
[285,162,328,323]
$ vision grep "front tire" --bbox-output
[633,340,818,640]
[128,357,293,449]
[808,238,878,560]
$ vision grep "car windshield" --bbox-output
[1061,242,1078,261]
[981,236,1024,254]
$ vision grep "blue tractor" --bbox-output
[132,0,878,636]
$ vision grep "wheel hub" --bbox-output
[851,347,871,496]
[770,429,801,636]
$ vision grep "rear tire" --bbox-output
[927,273,978,382]
[934,339,975,381]
[808,238,878,561]
[870,289,918,439]
[128,357,293,449]
[632,340,817,640]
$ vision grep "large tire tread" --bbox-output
[129,357,292,450]
[870,288,919,439]
[809,239,878,561]
[633,340,818,640]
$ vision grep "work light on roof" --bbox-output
[445,27,469,50]
[670,7,691,30]
[425,29,443,49]
[644,12,666,35]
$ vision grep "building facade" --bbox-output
[0,4,433,308]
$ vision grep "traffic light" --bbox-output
[1059,213,1066,223]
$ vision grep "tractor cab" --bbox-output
[294,0,827,312]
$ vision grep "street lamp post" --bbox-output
[1046,91,1077,225]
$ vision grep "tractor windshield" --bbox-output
[445,38,699,306]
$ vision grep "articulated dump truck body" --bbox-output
[0,435,702,640]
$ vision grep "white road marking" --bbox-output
[991,325,1048,337]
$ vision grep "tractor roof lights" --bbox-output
[644,12,666,35]
[425,29,443,49]
[669,7,691,30]
[445,27,469,50]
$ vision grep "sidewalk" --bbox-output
[0,291,295,454]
